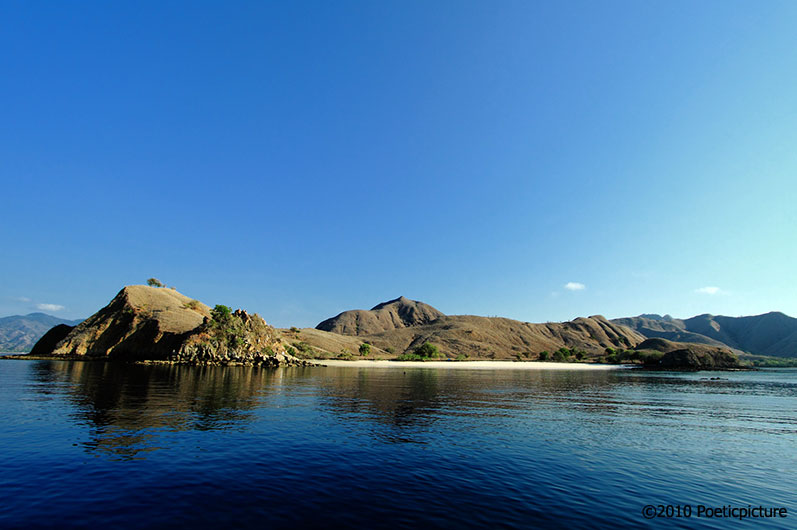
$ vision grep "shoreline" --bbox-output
[311,359,632,370]
[2,354,629,369]
[1,355,751,371]
[2,354,627,370]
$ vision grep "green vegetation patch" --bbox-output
[396,341,442,361]
[291,341,316,359]
[602,347,664,365]
[538,347,589,362]
[196,304,268,353]
[744,355,797,368]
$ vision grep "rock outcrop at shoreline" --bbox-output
[171,308,309,366]
[637,338,745,370]
[29,286,311,367]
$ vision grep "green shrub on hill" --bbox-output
[414,341,440,358]
[211,304,232,323]
[396,342,441,361]
[602,347,663,365]
[291,341,316,359]
[201,305,256,351]
[396,353,425,361]
[543,347,589,362]
[183,300,202,311]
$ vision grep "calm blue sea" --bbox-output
[0,360,795,529]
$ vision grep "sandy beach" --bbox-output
[313,360,630,370]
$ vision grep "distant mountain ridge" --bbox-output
[0,313,83,352]
[612,311,797,357]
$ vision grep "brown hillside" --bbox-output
[298,300,645,360]
[48,285,211,358]
[316,296,444,335]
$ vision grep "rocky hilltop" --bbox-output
[316,296,444,335]
[297,297,645,360]
[28,285,309,366]
[612,311,797,357]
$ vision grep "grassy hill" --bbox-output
[283,297,644,361]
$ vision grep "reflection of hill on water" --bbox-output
[313,368,625,442]
[27,361,311,458]
[27,361,658,456]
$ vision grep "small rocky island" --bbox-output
[26,285,311,367]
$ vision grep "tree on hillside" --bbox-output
[359,343,371,356]
[414,341,440,359]
[147,278,164,287]
[211,304,232,323]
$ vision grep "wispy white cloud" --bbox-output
[695,286,725,295]
[13,297,32,303]
[564,282,586,291]
[36,303,64,311]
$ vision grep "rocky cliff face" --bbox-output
[172,309,306,366]
[32,285,309,366]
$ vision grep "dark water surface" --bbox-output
[1,360,795,529]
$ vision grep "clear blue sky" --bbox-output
[2,1,796,327]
